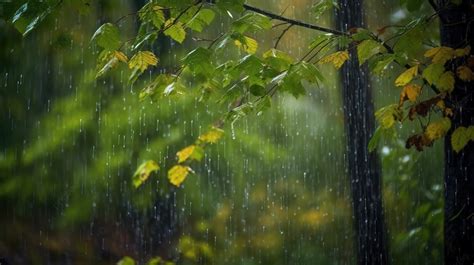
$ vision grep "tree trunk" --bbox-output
[439,1,474,264]
[335,1,389,264]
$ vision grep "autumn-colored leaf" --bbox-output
[424,46,454,64]
[234,35,258,54]
[176,145,204,163]
[129,51,158,72]
[406,133,433,151]
[114,51,128,63]
[425,117,451,141]
[132,160,160,188]
[395,65,418,86]
[456,65,474,81]
[198,127,224,144]
[400,84,422,104]
[168,165,191,187]
[408,95,444,120]
[375,104,403,129]
[319,50,349,69]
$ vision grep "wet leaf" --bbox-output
[422,63,444,85]
[454,46,471,57]
[395,65,418,86]
[456,66,474,81]
[164,21,186,43]
[424,46,454,64]
[400,84,422,104]
[375,104,403,129]
[437,71,455,93]
[198,127,224,143]
[132,160,160,188]
[357,39,386,65]
[168,165,191,187]
[187,8,215,32]
[451,126,474,152]
[234,35,258,54]
[91,23,121,50]
[129,51,158,72]
[425,118,451,141]
[319,50,349,69]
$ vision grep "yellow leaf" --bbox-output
[128,51,158,72]
[395,65,419,87]
[400,84,422,103]
[114,51,128,63]
[437,71,455,93]
[319,50,349,69]
[198,127,224,144]
[456,66,474,81]
[234,36,258,54]
[454,46,471,57]
[132,160,160,188]
[424,46,454,64]
[425,118,451,141]
[177,145,195,163]
[375,104,403,129]
[168,165,191,187]
[451,126,474,152]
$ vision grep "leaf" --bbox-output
[164,21,186,43]
[117,257,136,265]
[368,126,382,152]
[437,71,455,93]
[395,65,419,86]
[456,66,474,81]
[132,160,160,188]
[319,50,349,69]
[182,47,214,74]
[424,46,454,65]
[91,23,121,50]
[114,51,128,63]
[139,3,166,29]
[425,118,451,141]
[198,127,224,143]
[454,46,471,57]
[422,63,445,85]
[129,51,158,72]
[312,0,338,18]
[375,104,402,129]
[232,12,272,34]
[147,258,162,265]
[263,48,294,71]
[168,165,191,187]
[370,54,395,76]
[357,39,386,65]
[139,74,174,101]
[176,145,203,163]
[400,84,422,104]
[234,35,258,54]
[451,126,474,152]
[187,8,215,32]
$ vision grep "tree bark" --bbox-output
[335,1,389,264]
[439,1,474,264]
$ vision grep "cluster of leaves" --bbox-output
[89,0,473,188]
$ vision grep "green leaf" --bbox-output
[451,126,474,152]
[215,0,245,13]
[437,71,455,93]
[312,0,338,19]
[139,2,166,29]
[91,23,121,50]
[183,47,214,75]
[139,74,175,101]
[147,258,162,265]
[132,160,160,188]
[187,8,215,32]
[357,39,386,65]
[369,54,396,76]
[164,21,186,43]
[263,48,294,72]
[117,257,136,265]
[232,12,272,34]
[422,63,445,85]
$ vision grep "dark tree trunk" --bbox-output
[335,1,389,264]
[438,1,474,264]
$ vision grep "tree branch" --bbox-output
[242,4,347,36]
